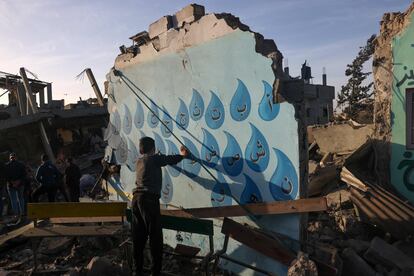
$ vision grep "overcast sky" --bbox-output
[0,0,412,105]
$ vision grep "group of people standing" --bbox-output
[0,152,82,221]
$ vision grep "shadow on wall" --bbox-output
[392,142,414,198]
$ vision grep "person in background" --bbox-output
[5,153,26,219]
[55,154,69,201]
[32,154,61,202]
[65,157,81,202]
[22,164,35,214]
[132,137,188,276]
[0,161,6,219]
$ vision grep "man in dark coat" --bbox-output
[32,154,61,202]
[5,153,26,217]
[65,157,81,202]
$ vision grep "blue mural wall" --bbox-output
[391,12,414,204]
[105,30,301,275]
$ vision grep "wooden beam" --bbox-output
[50,216,123,224]
[161,197,327,218]
[0,222,34,246]
[221,218,295,265]
[23,225,122,238]
[27,202,127,220]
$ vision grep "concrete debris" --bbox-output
[364,237,414,270]
[39,237,74,255]
[148,16,173,39]
[85,256,130,276]
[308,164,338,196]
[287,251,318,276]
[342,248,377,276]
[309,123,373,155]
[306,132,414,276]
[174,3,205,27]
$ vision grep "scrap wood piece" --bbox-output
[23,225,122,238]
[161,197,327,218]
[221,218,295,266]
[221,218,338,276]
[340,167,369,192]
[0,222,34,246]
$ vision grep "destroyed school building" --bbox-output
[0,69,108,163]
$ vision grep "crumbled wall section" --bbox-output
[373,3,414,187]
[106,5,307,275]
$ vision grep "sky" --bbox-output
[0,0,412,105]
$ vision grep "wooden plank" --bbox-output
[27,202,127,219]
[161,197,327,218]
[22,225,122,238]
[0,222,34,246]
[161,215,213,236]
[221,218,295,266]
[50,216,123,224]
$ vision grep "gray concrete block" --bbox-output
[364,237,414,270]
[174,4,205,27]
[148,16,172,39]
[342,248,376,276]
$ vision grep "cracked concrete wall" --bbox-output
[373,3,414,201]
[105,5,305,275]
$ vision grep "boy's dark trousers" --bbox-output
[131,192,163,275]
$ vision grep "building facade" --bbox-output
[373,3,414,203]
[104,4,308,275]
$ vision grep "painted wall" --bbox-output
[105,30,301,275]
[391,12,414,203]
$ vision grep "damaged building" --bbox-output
[104,4,308,275]
[373,2,414,204]
[0,69,108,163]
[283,63,335,126]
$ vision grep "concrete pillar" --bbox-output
[19,68,38,114]
[26,96,32,115]
[85,68,105,106]
[20,67,55,162]
[17,84,26,115]
[39,88,45,108]
[47,83,52,107]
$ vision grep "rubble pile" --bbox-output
[0,229,222,275]
[302,121,414,275]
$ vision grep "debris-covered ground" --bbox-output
[2,121,414,275]
[0,227,226,275]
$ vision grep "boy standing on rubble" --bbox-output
[132,137,188,276]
